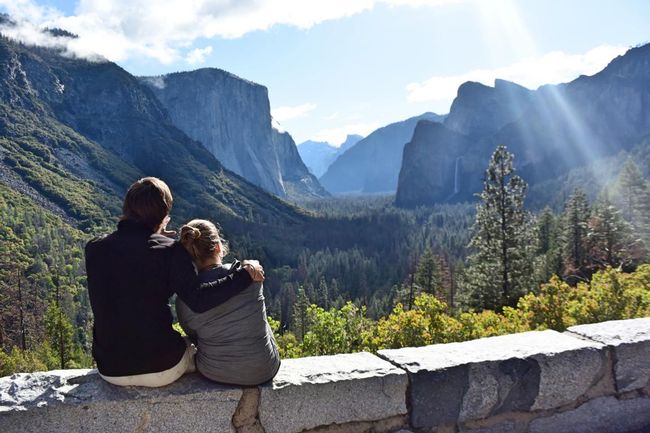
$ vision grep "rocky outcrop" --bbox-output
[320,113,445,194]
[396,43,650,207]
[444,79,534,137]
[140,69,326,199]
[2,318,649,433]
[395,120,475,207]
[271,129,329,199]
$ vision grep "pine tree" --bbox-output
[44,302,74,369]
[292,286,311,340]
[537,207,555,255]
[317,277,330,309]
[561,189,591,283]
[460,145,536,310]
[587,195,637,269]
[536,207,563,282]
[618,159,646,224]
[616,159,650,252]
[414,247,440,297]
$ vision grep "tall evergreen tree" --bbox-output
[618,159,646,224]
[292,286,311,340]
[587,195,637,269]
[44,302,74,369]
[616,158,650,252]
[317,277,330,309]
[536,207,563,282]
[414,247,440,297]
[460,145,536,310]
[561,189,591,283]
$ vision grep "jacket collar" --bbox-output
[117,218,154,234]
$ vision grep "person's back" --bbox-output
[177,264,280,385]
[85,177,260,387]
[87,219,189,376]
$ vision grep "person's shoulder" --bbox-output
[84,233,113,264]
[148,235,191,263]
[85,233,109,252]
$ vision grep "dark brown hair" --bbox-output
[122,177,173,231]
[179,219,229,263]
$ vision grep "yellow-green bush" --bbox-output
[273,265,650,358]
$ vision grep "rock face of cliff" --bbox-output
[320,113,445,194]
[396,121,475,207]
[444,79,534,137]
[140,69,326,199]
[272,128,329,198]
[298,134,363,177]
[396,43,650,208]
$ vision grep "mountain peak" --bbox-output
[140,69,325,199]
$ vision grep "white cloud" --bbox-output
[272,103,317,122]
[312,122,379,146]
[406,45,628,112]
[0,0,464,63]
[185,46,213,65]
[383,0,461,6]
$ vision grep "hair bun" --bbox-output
[181,225,201,242]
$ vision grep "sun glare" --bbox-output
[475,0,537,62]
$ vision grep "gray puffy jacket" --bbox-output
[176,263,280,385]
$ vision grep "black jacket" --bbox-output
[85,219,252,376]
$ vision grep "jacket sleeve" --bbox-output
[169,243,253,313]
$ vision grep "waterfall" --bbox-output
[453,157,462,195]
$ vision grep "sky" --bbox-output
[0,1,649,145]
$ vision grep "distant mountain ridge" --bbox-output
[297,134,363,177]
[320,113,445,194]
[396,43,650,208]
[140,69,327,199]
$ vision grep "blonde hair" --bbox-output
[179,219,229,263]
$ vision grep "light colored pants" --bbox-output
[100,340,197,387]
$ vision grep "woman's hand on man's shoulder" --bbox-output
[242,260,265,282]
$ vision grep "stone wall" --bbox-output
[1,318,649,433]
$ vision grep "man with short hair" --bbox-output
[85,177,263,387]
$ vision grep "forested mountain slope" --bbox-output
[0,36,308,237]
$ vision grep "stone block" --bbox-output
[379,330,604,429]
[460,419,524,433]
[568,317,650,393]
[529,396,650,433]
[258,352,407,433]
[0,369,242,433]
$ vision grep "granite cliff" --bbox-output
[140,69,327,199]
[396,43,650,207]
[320,113,445,194]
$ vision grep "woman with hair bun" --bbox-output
[176,219,280,386]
